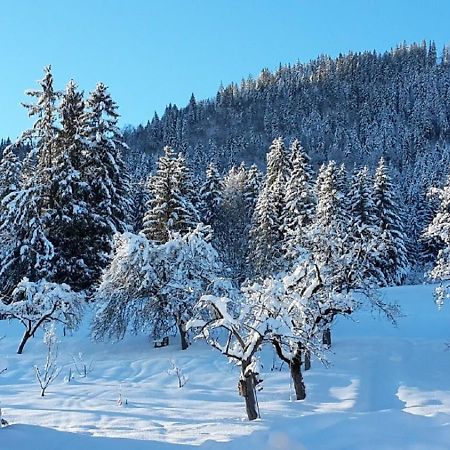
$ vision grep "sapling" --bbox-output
[168,359,188,388]
[72,352,94,378]
[34,326,61,397]
[117,384,128,406]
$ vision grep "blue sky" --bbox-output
[0,0,449,139]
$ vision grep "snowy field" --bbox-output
[1,283,450,450]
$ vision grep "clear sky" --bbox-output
[0,0,449,139]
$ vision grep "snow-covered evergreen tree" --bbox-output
[281,139,316,260]
[307,161,350,291]
[50,80,93,290]
[244,164,262,211]
[373,157,409,284]
[0,67,59,293]
[214,165,252,282]
[347,166,384,288]
[248,138,289,276]
[83,82,132,234]
[142,146,199,243]
[199,162,223,227]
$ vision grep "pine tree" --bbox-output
[50,80,94,290]
[199,162,223,228]
[373,157,409,284]
[244,164,262,211]
[266,137,290,186]
[308,161,349,291]
[83,82,131,234]
[142,146,199,243]
[77,82,132,278]
[281,140,316,260]
[0,67,59,293]
[214,165,251,282]
[248,139,289,276]
[347,166,384,287]
[249,172,285,276]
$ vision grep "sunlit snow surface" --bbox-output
[1,283,450,449]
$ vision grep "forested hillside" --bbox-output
[124,41,450,266]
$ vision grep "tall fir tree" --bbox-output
[214,164,252,282]
[50,80,94,290]
[0,66,59,293]
[307,161,350,291]
[83,82,131,234]
[373,157,408,284]
[77,82,132,278]
[142,146,199,243]
[199,162,223,228]
[347,166,384,287]
[248,138,290,276]
[281,139,316,260]
[244,164,262,211]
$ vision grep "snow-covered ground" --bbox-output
[1,283,450,450]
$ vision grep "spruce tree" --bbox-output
[244,164,262,211]
[50,80,94,290]
[308,161,349,291]
[142,146,199,243]
[347,166,384,287]
[0,66,59,293]
[373,157,408,284]
[248,138,289,276]
[199,162,223,228]
[281,140,316,260]
[83,82,131,234]
[77,82,132,278]
[214,165,251,282]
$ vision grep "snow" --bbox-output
[1,283,450,449]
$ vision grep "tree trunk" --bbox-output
[290,353,306,400]
[17,328,32,354]
[323,328,332,348]
[41,389,45,397]
[178,321,189,351]
[240,363,259,420]
[304,349,311,371]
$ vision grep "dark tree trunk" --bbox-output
[304,349,311,371]
[290,353,306,400]
[323,328,332,348]
[17,328,32,354]
[239,363,259,420]
[178,321,189,350]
